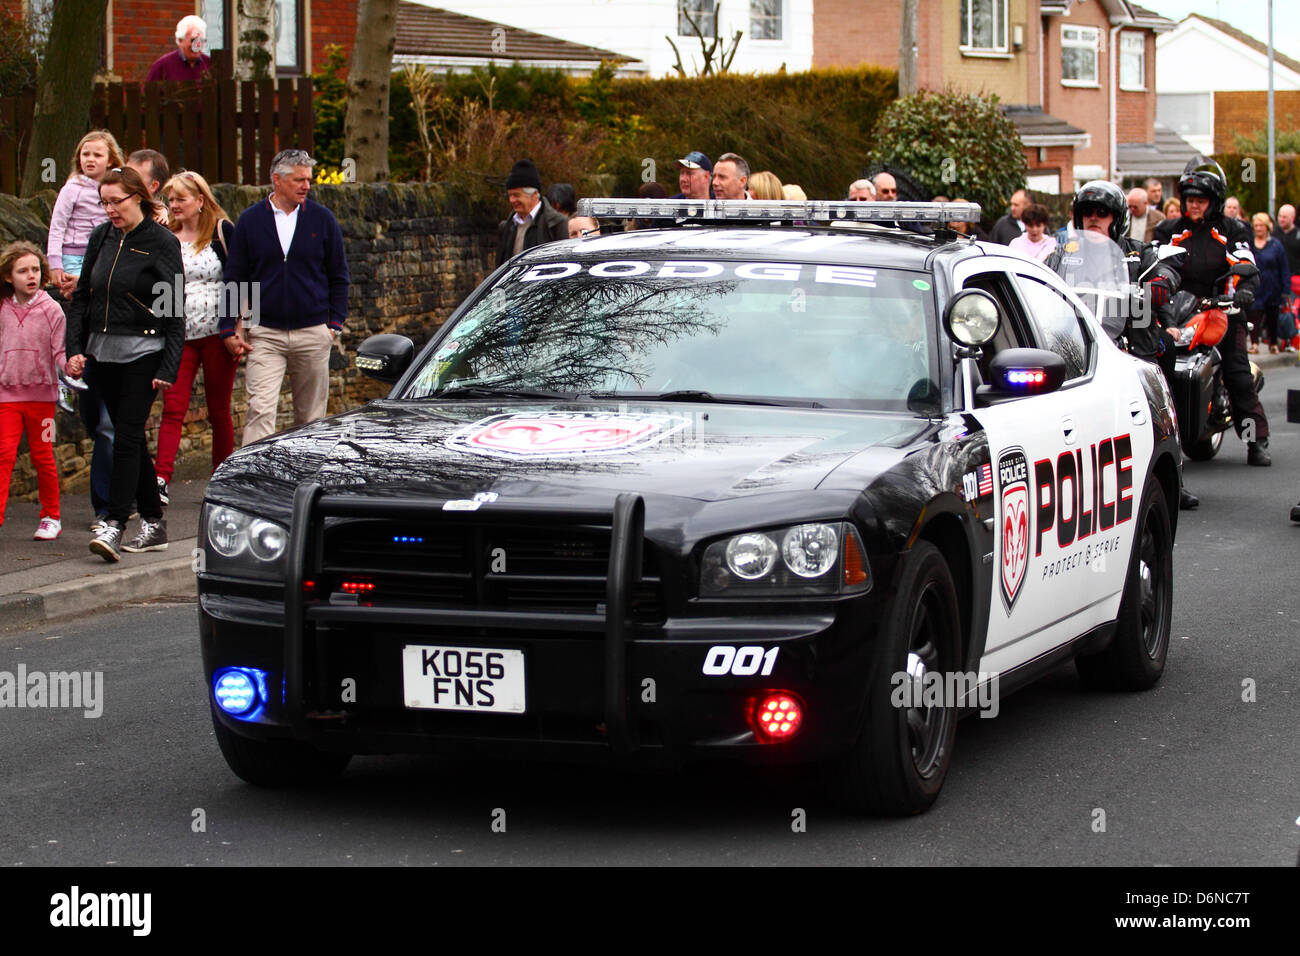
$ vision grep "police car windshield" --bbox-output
[405,256,938,411]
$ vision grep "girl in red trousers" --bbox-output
[0,241,66,539]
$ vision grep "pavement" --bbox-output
[1,349,1297,630]
[0,453,211,632]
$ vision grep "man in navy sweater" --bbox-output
[222,149,350,446]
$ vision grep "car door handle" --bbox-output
[1061,416,1077,445]
[1128,399,1148,426]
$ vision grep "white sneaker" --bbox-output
[33,517,62,540]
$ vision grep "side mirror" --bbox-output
[355,334,414,384]
[944,289,1001,347]
[983,348,1068,396]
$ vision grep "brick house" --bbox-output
[1156,14,1300,156]
[2,0,354,78]
[814,0,1194,194]
[7,1,641,80]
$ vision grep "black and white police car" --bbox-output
[197,199,1181,814]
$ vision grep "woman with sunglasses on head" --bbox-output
[152,171,240,505]
[65,166,184,562]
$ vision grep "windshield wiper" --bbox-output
[591,390,824,408]
[428,385,575,401]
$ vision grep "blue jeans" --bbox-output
[78,362,115,515]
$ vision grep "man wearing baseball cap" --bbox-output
[673,151,715,200]
[495,159,570,267]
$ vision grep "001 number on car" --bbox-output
[701,645,779,676]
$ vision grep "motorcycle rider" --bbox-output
[1154,160,1269,466]
[1047,181,1198,509]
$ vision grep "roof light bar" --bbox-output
[576,198,982,224]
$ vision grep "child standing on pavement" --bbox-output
[0,242,67,540]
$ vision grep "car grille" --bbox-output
[314,518,664,624]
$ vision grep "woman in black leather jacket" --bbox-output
[65,166,184,562]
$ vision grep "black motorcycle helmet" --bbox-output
[1072,180,1130,243]
[1177,157,1227,220]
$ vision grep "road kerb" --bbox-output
[30,554,198,621]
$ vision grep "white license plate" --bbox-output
[401,645,526,714]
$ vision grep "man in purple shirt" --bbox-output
[145,15,211,82]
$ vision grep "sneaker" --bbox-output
[89,520,123,562]
[56,382,77,415]
[1291,501,1300,522]
[33,517,62,540]
[1247,439,1271,467]
[1178,488,1199,511]
[89,513,109,533]
[122,518,167,553]
[156,476,169,506]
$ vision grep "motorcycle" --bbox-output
[1165,288,1266,460]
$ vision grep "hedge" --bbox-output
[314,57,899,203]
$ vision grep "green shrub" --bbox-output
[1213,152,1300,217]
[866,88,1027,223]
[311,44,348,169]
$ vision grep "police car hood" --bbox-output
[213,401,925,506]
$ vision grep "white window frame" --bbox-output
[960,0,1010,57]
[1119,31,1145,92]
[678,0,717,38]
[750,0,783,42]
[1060,24,1100,88]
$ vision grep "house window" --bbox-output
[1157,93,1212,139]
[678,1,717,37]
[960,0,1008,52]
[1061,25,1099,85]
[275,0,304,74]
[751,0,782,40]
[201,0,232,51]
[1119,32,1144,90]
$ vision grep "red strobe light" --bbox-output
[753,692,804,742]
[340,580,376,595]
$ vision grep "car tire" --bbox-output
[825,540,961,815]
[211,707,352,786]
[1185,428,1223,461]
[1075,475,1173,691]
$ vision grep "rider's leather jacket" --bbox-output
[1152,212,1260,303]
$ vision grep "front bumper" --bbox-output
[198,485,889,766]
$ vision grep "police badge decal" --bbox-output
[998,447,1031,613]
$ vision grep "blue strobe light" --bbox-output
[213,667,268,719]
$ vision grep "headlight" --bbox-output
[207,506,248,557]
[701,522,871,597]
[248,520,288,562]
[782,524,838,578]
[725,533,778,579]
[201,504,289,577]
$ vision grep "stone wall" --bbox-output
[4,183,499,500]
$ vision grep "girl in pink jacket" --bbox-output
[47,130,123,295]
[0,241,67,539]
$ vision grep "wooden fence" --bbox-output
[0,76,313,194]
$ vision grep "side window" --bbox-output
[1012,275,1091,379]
